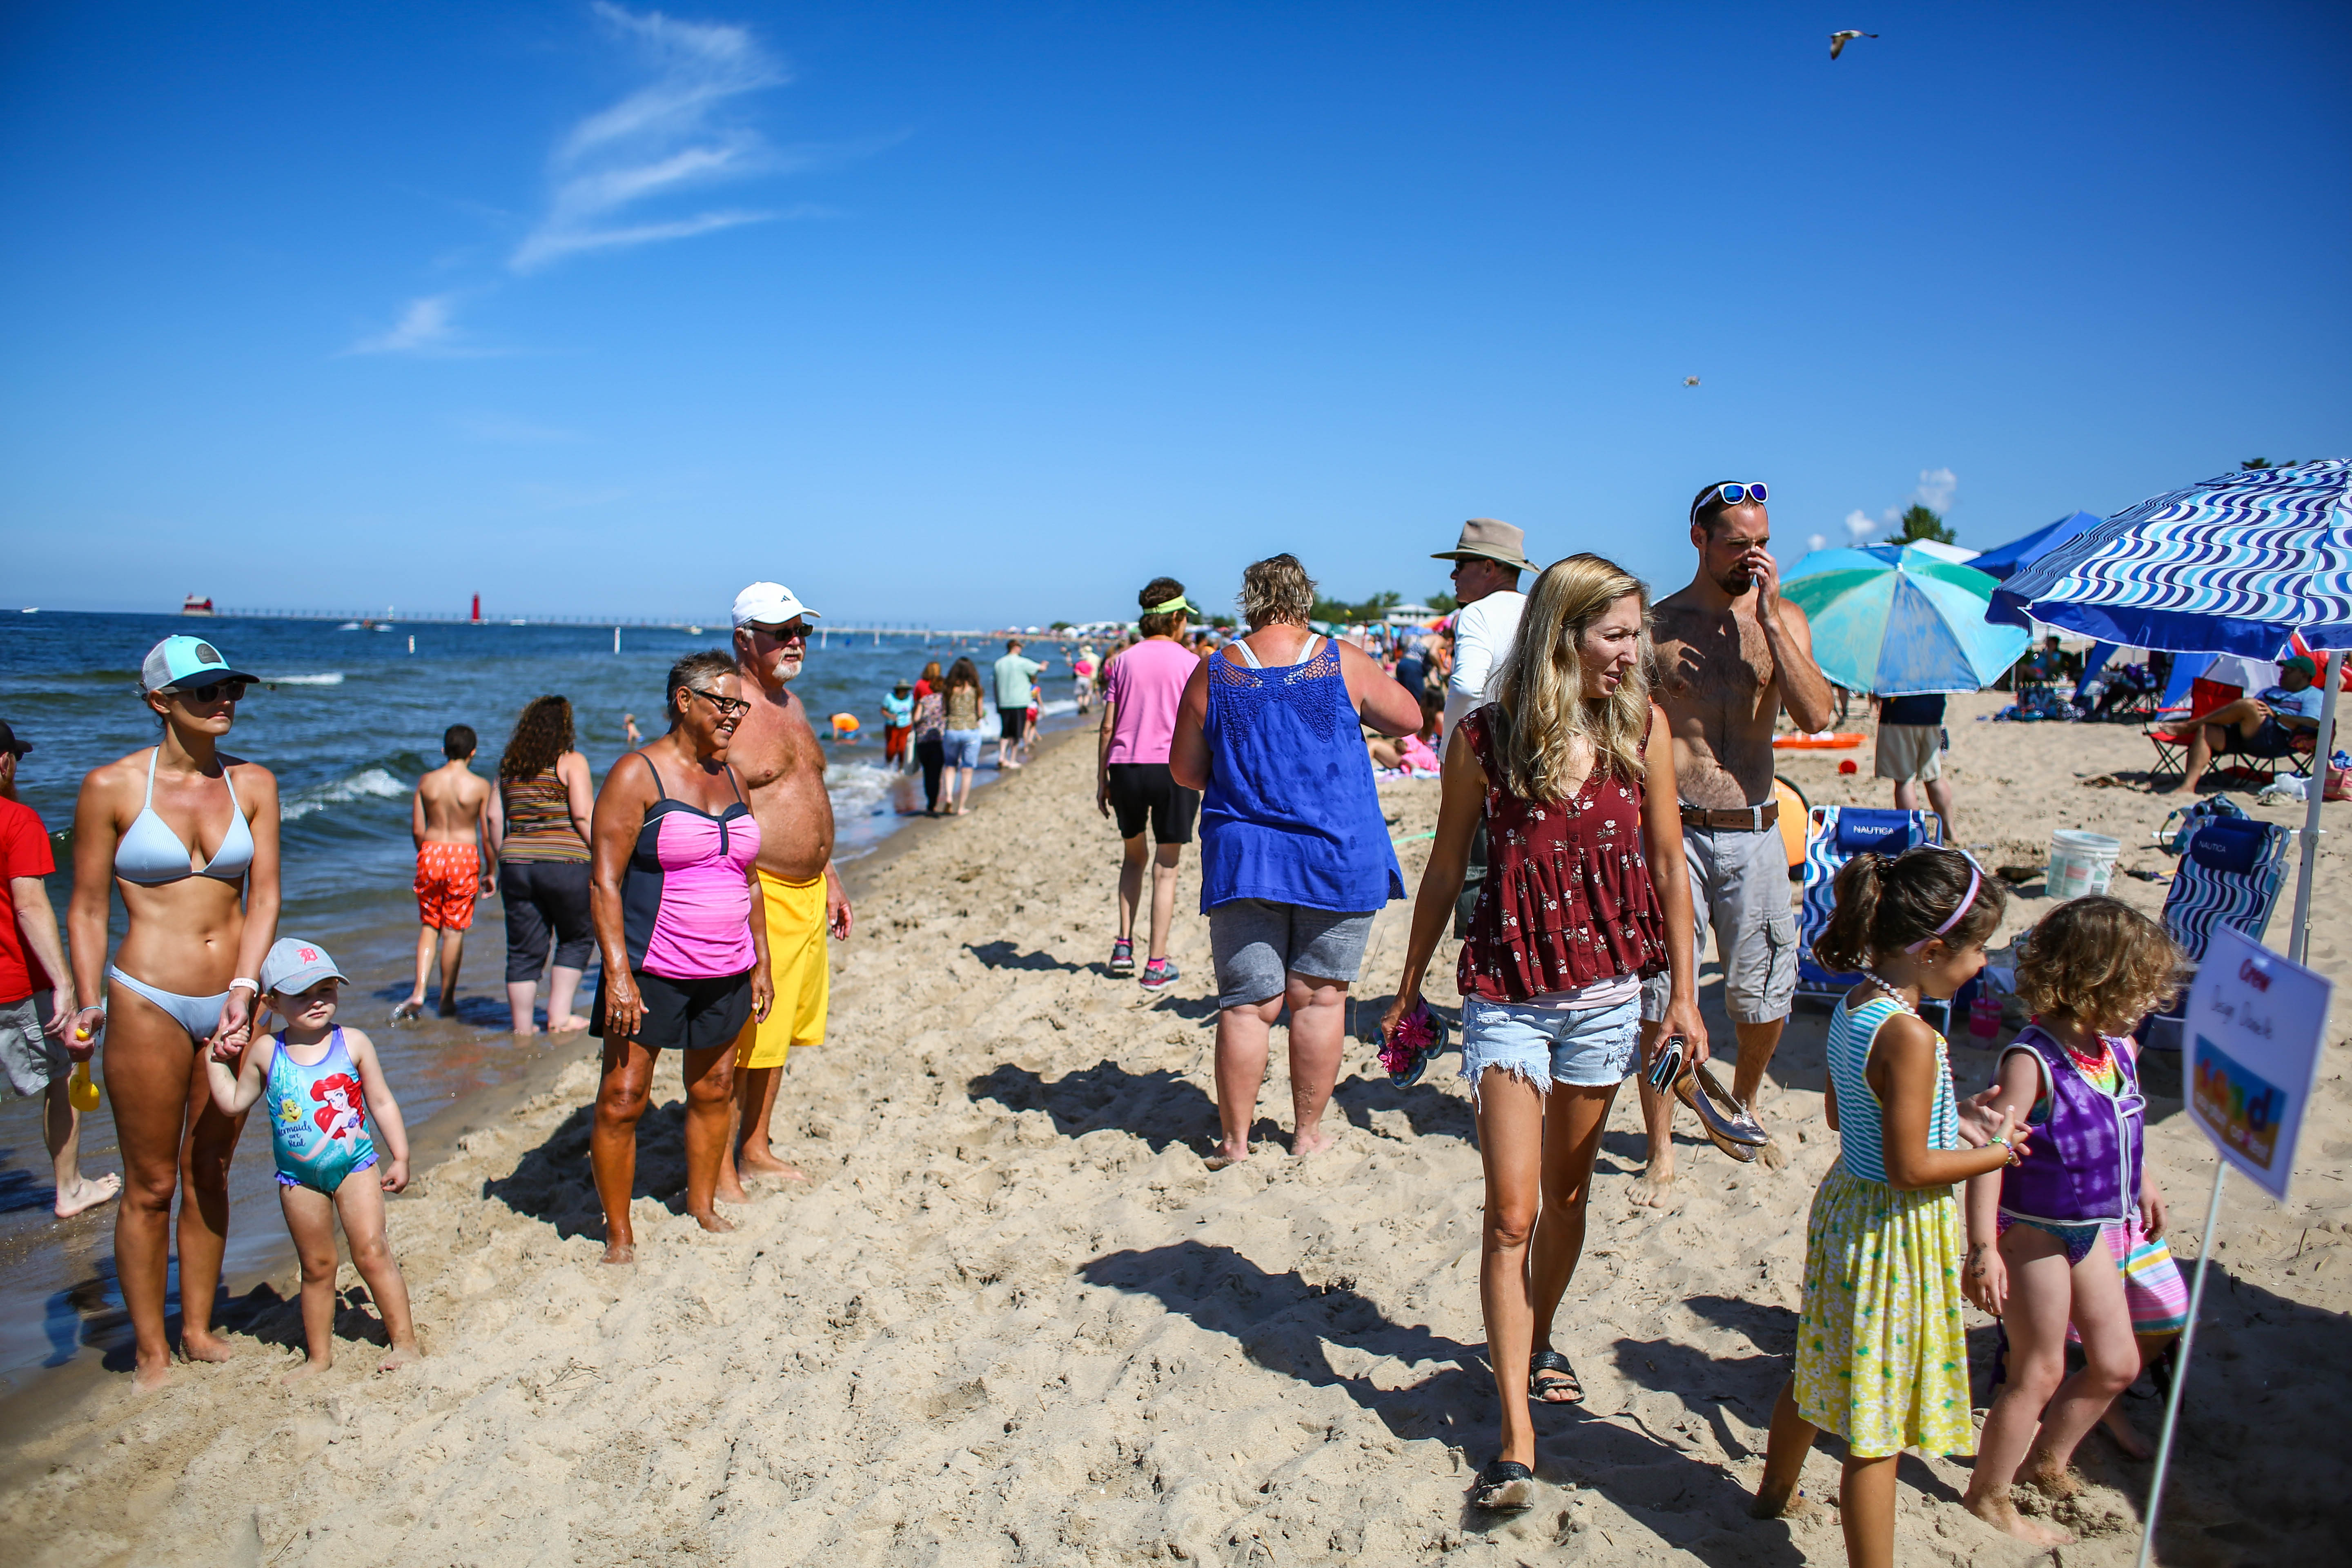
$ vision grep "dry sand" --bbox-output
[4,695,2348,1567]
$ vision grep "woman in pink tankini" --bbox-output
[587,650,773,1265]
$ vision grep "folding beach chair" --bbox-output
[2143,678,2236,779]
[1796,806,1943,1008]
[2138,812,2295,1054]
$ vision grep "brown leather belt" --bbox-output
[1680,800,1779,832]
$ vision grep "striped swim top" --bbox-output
[1825,993,1960,1185]
[500,767,588,863]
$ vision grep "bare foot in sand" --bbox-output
[130,1356,174,1392]
[1964,1488,2074,1548]
[715,1174,751,1204]
[180,1330,238,1366]
[1290,1129,1333,1158]
[1748,1481,1819,1520]
[54,1172,122,1218]
[378,1343,421,1373]
[738,1148,808,1183]
[1628,1155,1677,1208]
[690,1208,736,1236]
[1205,1140,1252,1170]
[392,998,424,1022]
[282,1357,330,1387]
[2018,1455,2086,1499]
[2100,1400,2154,1460]
[601,1240,637,1265]
[548,1014,591,1034]
[1757,1136,1790,1170]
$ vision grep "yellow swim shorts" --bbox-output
[735,869,829,1069]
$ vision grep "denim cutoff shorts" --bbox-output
[942,729,985,770]
[1460,993,1642,1100]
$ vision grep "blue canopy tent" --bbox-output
[1973,509,2104,584]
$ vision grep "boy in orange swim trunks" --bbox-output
[396,726,495,1021]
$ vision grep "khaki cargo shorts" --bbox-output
[1873,723,1943,783]
[1641,820,1798,1026]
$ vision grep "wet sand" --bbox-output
[2,699,2347,1566]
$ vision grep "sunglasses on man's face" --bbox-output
[751,621,811,644]
[687,687,751,718]
[178,679,250,704]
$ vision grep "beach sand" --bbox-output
[3,694,2348,1566]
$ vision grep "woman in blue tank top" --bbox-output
[1170,554,1426,1165]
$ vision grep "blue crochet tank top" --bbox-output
[1197,636,1403,913]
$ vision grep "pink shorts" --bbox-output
[2067,1212,2189,1341]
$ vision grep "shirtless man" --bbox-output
[396,725,495,1021]
[718,582,852,1198]
[1635,482,1835,1201]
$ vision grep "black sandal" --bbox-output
[1469,1459,1535,1511]
[1529,1347,1583,1405]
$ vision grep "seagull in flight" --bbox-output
[1829,29,1878,60]
[1683,376,1701,387]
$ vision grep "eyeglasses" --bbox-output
[178,679,250,704]
[750,621,811,643]
[686,687,751,718]
[1695,482,1768,517]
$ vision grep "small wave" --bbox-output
[823,757,908,819]
[261,672,345,686]
[281,767,409,821]
[1038,698,1078,717]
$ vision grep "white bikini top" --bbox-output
[1227,635,1323,668]
[113,747,254,886]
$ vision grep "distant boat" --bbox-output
[182,595,215,616]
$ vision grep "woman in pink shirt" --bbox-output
[1097,578,1204,990]
[586,650,773,1265]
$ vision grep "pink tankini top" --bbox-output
[617,757,762,980]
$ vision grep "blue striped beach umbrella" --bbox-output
[1781,544,2029,695]
[1992,459,2352,656]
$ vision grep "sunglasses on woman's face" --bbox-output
[687,687,751,718]
[178,679,250,704]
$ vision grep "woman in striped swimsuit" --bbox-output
[587,651,773,1265]
[491,695,597,1033]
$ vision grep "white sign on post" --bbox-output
[2182,924,2334,1200]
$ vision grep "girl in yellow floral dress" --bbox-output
[1751,846,2028,1568]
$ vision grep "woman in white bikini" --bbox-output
[67,635,281,1390]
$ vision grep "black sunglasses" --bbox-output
[750,621,811,643]
[686,687,751,718]
[178,678,250,704]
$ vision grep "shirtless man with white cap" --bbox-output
[717,582,851,1198]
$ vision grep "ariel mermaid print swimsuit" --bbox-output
[265,1027,378,1195]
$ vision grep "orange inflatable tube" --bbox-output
[1771,732,1863,750]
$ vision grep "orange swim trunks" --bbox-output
[414,842,481,930]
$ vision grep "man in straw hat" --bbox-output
[1432,519,1540,746]
[1635,481,1835,1203]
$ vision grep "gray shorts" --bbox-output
[0,992,67,1099]
[1207,899,1376,1008]
[1642,820,1799,1026]
[1874,723,1943,783]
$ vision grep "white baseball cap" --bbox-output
[732,582,822,628]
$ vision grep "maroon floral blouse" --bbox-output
[1457,704,1669,1003]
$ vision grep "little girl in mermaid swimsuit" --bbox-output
[205,938,423,1381]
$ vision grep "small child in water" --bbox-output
[1961,896,2186,1547]
[1752,846,2027,1565]
[206,938,421,1381]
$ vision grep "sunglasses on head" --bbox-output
[1695,482,1768,519]
[176,678,250,704]
[686,686,751,718]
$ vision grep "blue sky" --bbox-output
[4,2,2347,626]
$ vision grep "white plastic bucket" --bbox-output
[2047,829,2121,900]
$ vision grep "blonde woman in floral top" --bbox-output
[1379,553,1705,1512]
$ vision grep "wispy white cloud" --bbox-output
[348,294,462,355]
[1913,466,1958,513]
[511,3,791,274]
[1843,509,1878,543]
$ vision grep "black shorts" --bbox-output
[2234,717,2301,757]
[999,706,1029,744]
[500,859,595,982]
[592,969,751,1054]
[1105,762,1201,844]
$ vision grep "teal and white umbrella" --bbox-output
[1782,544,2029,695]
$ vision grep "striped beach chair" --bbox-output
[1796,806,1944,1007]
[2138,813,2294,1055]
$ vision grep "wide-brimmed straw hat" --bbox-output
[1430,518,1537,574]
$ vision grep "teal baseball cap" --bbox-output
[140,635,258,694]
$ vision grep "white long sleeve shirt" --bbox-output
[1443,589,1526,749]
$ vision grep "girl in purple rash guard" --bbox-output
[1962,896,2185,1540]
